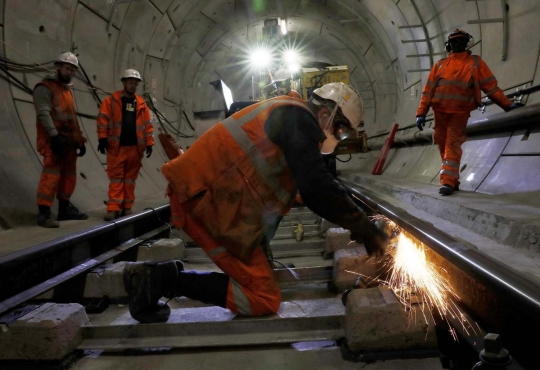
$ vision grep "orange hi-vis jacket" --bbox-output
[287,89,302,99]
[417,52,513,116]
[162,96,315,264]
[35,78,86,155]
[97,91,154,156]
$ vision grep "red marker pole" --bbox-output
[371,123,399,175]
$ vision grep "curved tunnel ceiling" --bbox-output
[3,0,437,135]
[1,0,540,228]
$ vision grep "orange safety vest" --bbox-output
[35,78,86,154]
[162,96,316,263]
[417,53,512,115]
[96,91,154,156]
[287,90,302,99]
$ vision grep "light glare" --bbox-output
[250,49,271,68]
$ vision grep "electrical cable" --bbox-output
[336,154,352,162]
[143,92,194,138]
[78,61,102,106]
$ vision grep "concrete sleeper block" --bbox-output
[0,303,89,360]
[345,287,437,352]
[84,261,128,300]
[137,238,186,262]
[324,228,362,258]
[333,247,382,292]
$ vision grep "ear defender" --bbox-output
[446,29,474,52]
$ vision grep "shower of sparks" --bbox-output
[346,216,478,340]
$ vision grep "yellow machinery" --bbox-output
[299,65,349,100]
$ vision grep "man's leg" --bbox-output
[123,192,281,323]
[105,147,127,220]
[122,146,141,215]
[441,112,469,190]
[433,111,448,163]
[181,210,281,316]
[37,148,61,228]
[57,148,88,220]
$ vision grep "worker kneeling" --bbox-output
[123,82,388,323]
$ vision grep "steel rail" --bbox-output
[0,205,170,312]
[340,178,540,368]
[0,225,170,319]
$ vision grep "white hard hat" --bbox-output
[121,69,142,81]
[56,52,78,68]
[272,68,291,83]
[312,82,363,129]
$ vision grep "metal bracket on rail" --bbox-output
[402,0,437,73]
[0,304,43,327]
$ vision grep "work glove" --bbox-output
[50,134,68,156]
[146,145,153,158]
[77,144,86,157]
[350,217,390,258]
[97,138,108,155]
[506,102,525,112]
[416,115,426,131]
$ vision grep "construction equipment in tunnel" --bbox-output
[300,65,349,100]
[371,123,399,175]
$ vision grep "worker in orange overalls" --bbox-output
[416,29,524,196]
[271,68,302,99]
[122,83,389,323]
[34,52,88,228]
[96,69,154,220]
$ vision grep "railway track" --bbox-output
[0,183,538,370]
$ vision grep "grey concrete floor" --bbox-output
[0,192,168,258]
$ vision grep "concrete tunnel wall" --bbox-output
[0,0,539,229]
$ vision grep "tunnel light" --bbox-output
[288,63,300,74]
[283,50,298,65]
[281,19,287,35]
[250,48,272,68]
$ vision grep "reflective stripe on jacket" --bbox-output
[417,52,513,115]
[34,78,86,154]
[162,96,315,264]
[96,91,154,156]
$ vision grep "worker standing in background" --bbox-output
[34,52,88,228]
[416,29,524,196]
[271,68,302,99]
[96,69,154,221]
[123,82,389,323]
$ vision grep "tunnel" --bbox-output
[1,1,540,369]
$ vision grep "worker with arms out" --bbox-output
[271,68,302,99]
[416,29,524,196]
[34,52,88,228]
[123,82,389,323]
[96,69,154,220]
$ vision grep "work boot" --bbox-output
[122,208,133,216]
[123,260,183,323]
[439,184,454,196]
[37,209,59,228]
[170,270,229,308]
[57,202,89,221]
[104,211,118,221]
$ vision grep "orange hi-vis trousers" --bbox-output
[433,111,470,188]
[37,146,78,207]
[106,146,141,212]
[169,191,281,316]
